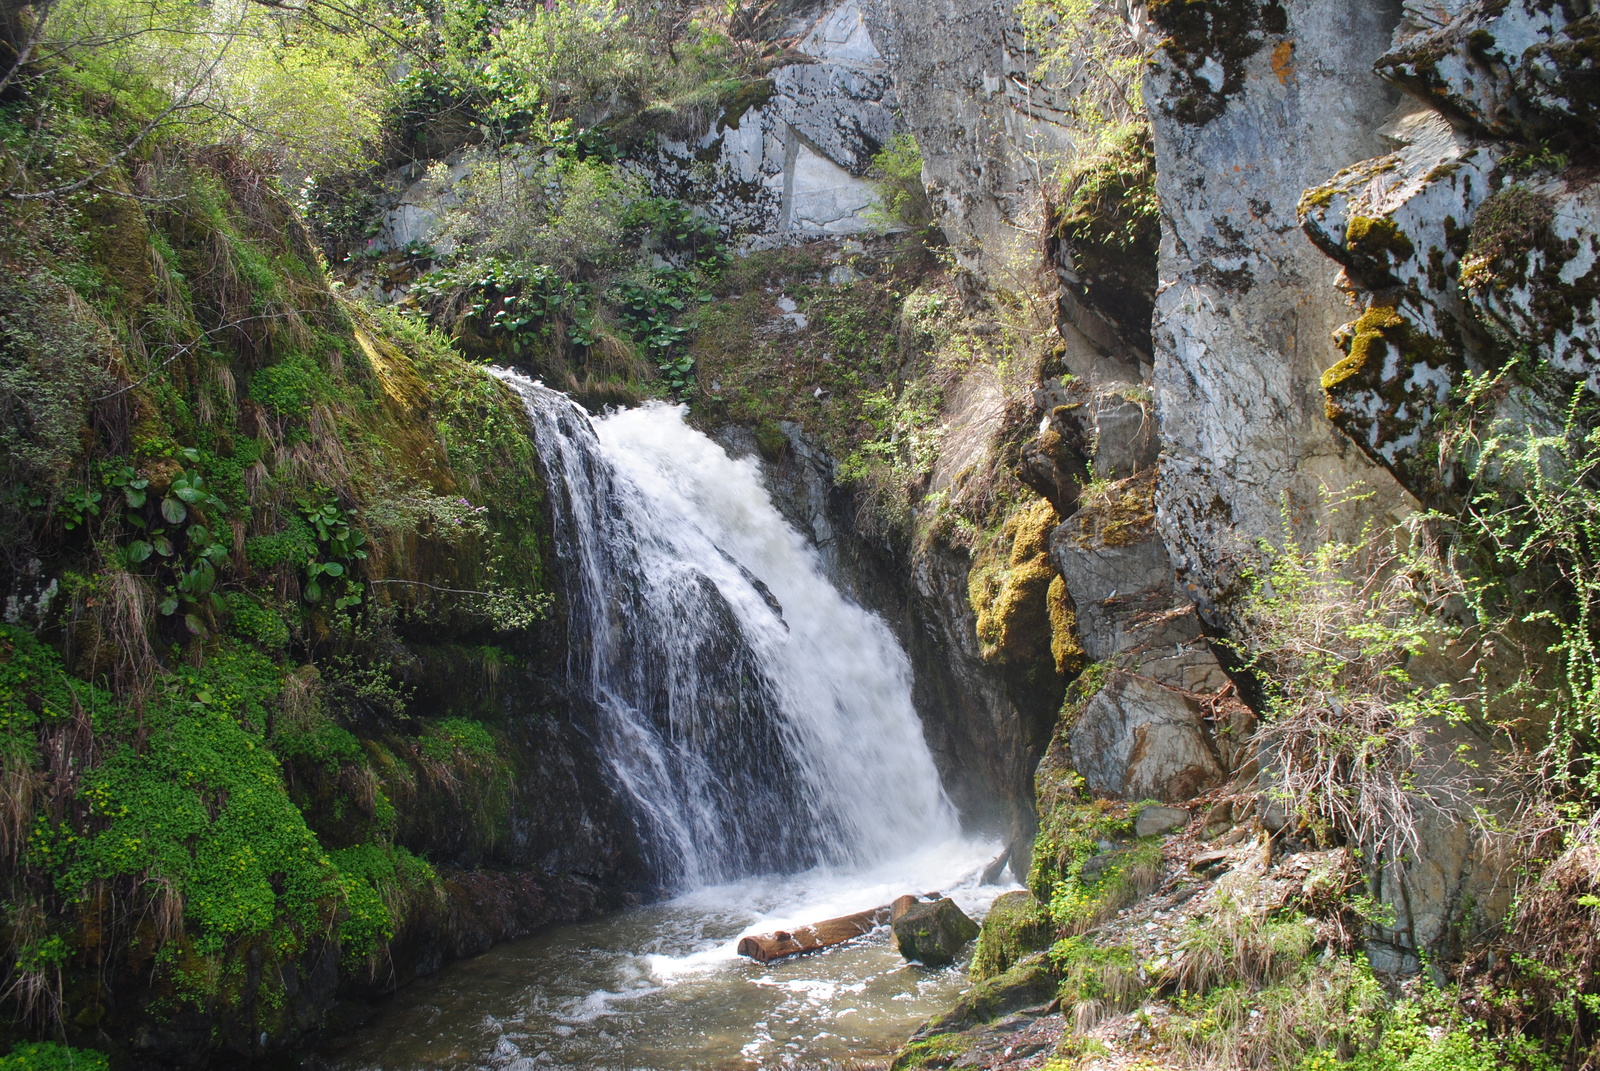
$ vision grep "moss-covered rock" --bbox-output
[968,499,1063,667]
[893,897,981,966]
[970,890,1053,982]
[917,953,1058,1039]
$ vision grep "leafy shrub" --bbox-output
[249,351,334,418]
[420,717,497,763]
[224,591,290,649]
[1236,502,1480,860]
[868,133,934,234]
[0,1041,109,1071]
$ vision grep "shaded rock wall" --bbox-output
[1145,0,1416,622]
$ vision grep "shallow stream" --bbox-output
[318,841,1016,1071]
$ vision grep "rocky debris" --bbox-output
[1019,380,1158,518]
[894,895,982,965]
[891,804,1360,1071]
[1134,806,1190,838]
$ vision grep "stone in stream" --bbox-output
[892,896,980,966]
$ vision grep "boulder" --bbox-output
[1135,805,1191,838]
[1070,672,1226,803]
[893,896,980,965]
[969,891,1053,981]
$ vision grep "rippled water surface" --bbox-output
[318,842,1016,1071]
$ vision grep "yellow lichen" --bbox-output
[970,499,1063,667]
[1072,470,1158,549]
[1321,305,1404,396]
[1345,214,1415,263]
[1047,574,1085,677]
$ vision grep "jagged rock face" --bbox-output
[368,1,899,256]
[632,0,898,241]
[1145,0,1416,621]
[1048,478,1242,803]
[1297,111,1500,493]
[859,0,1074,271]
[1380,0,1600,145]
[1298,2,1600,503]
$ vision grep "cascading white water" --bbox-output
[498,373,958,889]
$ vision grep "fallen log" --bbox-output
[737,904,895,963]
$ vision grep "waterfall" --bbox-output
[498,374,958,890]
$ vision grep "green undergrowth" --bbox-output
[0,78,559,1051]
[1028,779,1161,936]
[0,1042,110,1070]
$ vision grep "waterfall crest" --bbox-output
[499,374,957,889]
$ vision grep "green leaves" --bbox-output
[58,486,102,530]
[298,501,367,611]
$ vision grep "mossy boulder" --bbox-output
[970,891,1053,982]
[893,897,981,966]
[917,953,1057,1037]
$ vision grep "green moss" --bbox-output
[1461,184,1556,294]
[919,955,1059,1038]
[420,717,498,763]
[59,645,350,957]
[718,78,775,130]
[890,1034,969,1071]
[0,1042,110,1071]
[1046,574,1085,677]
[1054,123,1160,337]
[971,890,1053,981]
[1340,214,1417,287]
[224,591,290,650]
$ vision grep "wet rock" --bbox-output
[914,954,1057,1046]
[1135,805,1190,838]
[893,896,981,965]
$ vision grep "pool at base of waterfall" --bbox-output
[316,840,1018,1071]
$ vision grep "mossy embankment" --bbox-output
[0,86,638,1065]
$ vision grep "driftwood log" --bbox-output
[736,894,936,963]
